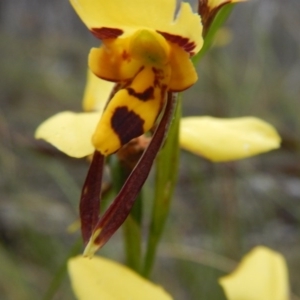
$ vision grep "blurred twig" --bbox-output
[159,243,236,273]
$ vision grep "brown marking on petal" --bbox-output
[91,27,123,40]
[157,31,196,55]
[126,86,155,101]
[111,106,145,146]
[122,50,131,62]
[160,84,168,102]
[152,68,167,105]
[152,67,166,87]
[185,41,197,52]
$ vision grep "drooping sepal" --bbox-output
[80,151,104,244]
[84,92,177,257]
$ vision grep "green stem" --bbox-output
[142,94,181,277]
[123,194,143,272]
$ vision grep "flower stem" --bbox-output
[142,94,181,278]
[123,193,143,272]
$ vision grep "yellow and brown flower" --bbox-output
[71,0,203,155]
[35,0,279,257]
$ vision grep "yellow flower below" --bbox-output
[68,256,172,300]
[219,246,289,300]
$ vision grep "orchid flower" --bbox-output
[68,255,172,300]
[36,0,280,257]
[71,0,202,157]
[67,246,289,300]
[219,246,290,300]
[36,0,203,256]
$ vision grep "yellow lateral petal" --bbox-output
[68,256,173,300]
[179,116,281,162]
[70,0,203,54]
[219,246,289,300]
[82,69,115,112]
[35,111,100,158]
[168,43,198,91]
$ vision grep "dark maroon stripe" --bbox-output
[91,27,123,40]
[79,151,104,244]
[157,30,196,55]
[126,86,155,101]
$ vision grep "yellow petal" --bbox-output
[179,116,281,162]
[219,246,289,300]
[35,111,100,158]
[70,0,203,54]
[168,43,198,91]
[83,69,115,112]
[68,256,173,300]
[89,38,142,82]
[92,65,170,155]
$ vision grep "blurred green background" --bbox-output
[1,0,300,299]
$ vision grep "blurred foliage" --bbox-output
[1,0,300,299]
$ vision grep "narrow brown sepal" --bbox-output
[91,92,177,251]
[80,150,104,244]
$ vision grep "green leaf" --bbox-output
[123,196,143,272]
